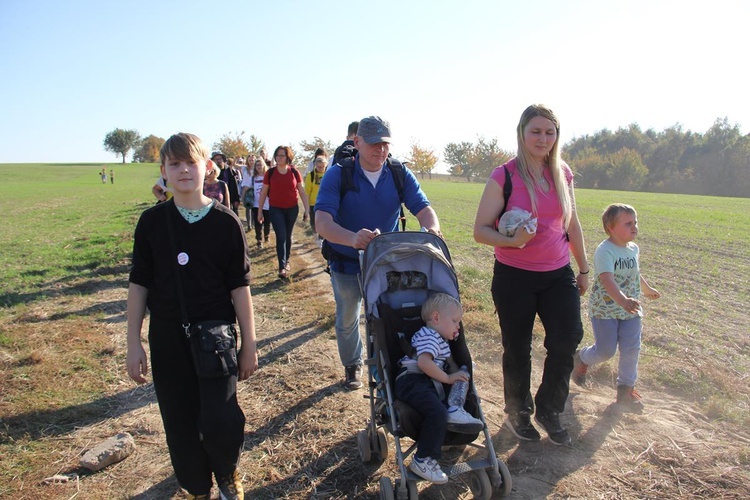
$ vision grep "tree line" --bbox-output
[104,117,749,198]
[442,118,749,197]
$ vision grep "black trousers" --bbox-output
[149,316,246,495]
[491,260,583,416]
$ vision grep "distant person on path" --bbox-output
[242,154,257,231]
[242,158,271,247]
[572,203,661,412]
[100,168,108,184]
[256,146,310,279]
[473,104,589,446]
[305,155,327,247]
[395,293,482,484]
[212,151,241,215]
[331,121,359,166]
[127,132,257,500]
[315,116,441,389]
[304,147,328,176]
[203,159,231,209]
[110,169,115,184]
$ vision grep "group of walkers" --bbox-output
[127,106,660,497]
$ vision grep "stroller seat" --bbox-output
[375,302,483,443]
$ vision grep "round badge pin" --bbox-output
[177,252,189,266]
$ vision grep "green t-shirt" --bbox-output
[589,239,641,320]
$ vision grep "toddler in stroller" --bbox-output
[357,231,511,499]
[395,292,484,483]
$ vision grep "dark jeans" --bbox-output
[491,260,583,416]
[148,316,246,495]
[268,205,299,271]
[395,373,448,459]
[251,207,270,242]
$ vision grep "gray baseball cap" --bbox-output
[357,116,392,144]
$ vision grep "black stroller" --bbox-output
[356,231,511,499]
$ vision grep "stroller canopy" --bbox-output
[360,232,459,316]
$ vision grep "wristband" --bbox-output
[579,269,589,274]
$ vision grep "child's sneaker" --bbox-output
[447,406,483,427]
[504,411,541,441]
[572,350,588,386]
[409,456,448,484]
[616,385,644,413]
[186,494,209,500]
[534,411,571,445]
[217,469,243,500]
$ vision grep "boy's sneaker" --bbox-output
[447,406,484,427]
[616,385,644,413]
[504,411,541,441]
[344,364,363,390]
[534,411,571,445]
[186,494,209,500]
[572,350,588,386]
[217,469,243,500]
[409,456,448,484]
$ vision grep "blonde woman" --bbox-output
[473,104,589,446]
[241,158,271,247]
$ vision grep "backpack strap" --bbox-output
[337,156,407,230]
[500,165,512,218]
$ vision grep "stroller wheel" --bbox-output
[376,428,389,460]
[495,460,513,497]
[469,469,491,500]
[357,429,372,462]
[379,476,394,500]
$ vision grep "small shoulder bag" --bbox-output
[164,204,239,378]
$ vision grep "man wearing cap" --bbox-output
[315,116,442,389]
[212,151,241,215]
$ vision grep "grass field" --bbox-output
[1,163,748,498]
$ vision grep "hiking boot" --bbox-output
[534,411,571,445]
[256,240,262,249]
[409,456,448,484]
[447,407,484,427]
[504,411,541,441]
[217,469,243,500]
[344,364,363,389]
[616,385,644,413]
[572,350,588,386]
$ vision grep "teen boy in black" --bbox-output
[127,133,258,500]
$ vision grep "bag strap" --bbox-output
[164,202,192,338]
[500,165,512,218]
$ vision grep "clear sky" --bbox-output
[1,0,748,168]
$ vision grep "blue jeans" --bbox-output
[395,373,448,459]
[269,205,299,271]
[491,260,584,416]
[580,317,642,387]
[330,269,363,367]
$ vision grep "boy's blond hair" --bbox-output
[602,203,636,234]
[159,132,209,165]
[421,293,462,324]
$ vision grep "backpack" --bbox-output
[321,155,407,262]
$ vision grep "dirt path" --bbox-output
[25,231,750,499]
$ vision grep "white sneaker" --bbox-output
[409,456,448,484]
[447,406,484,427]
